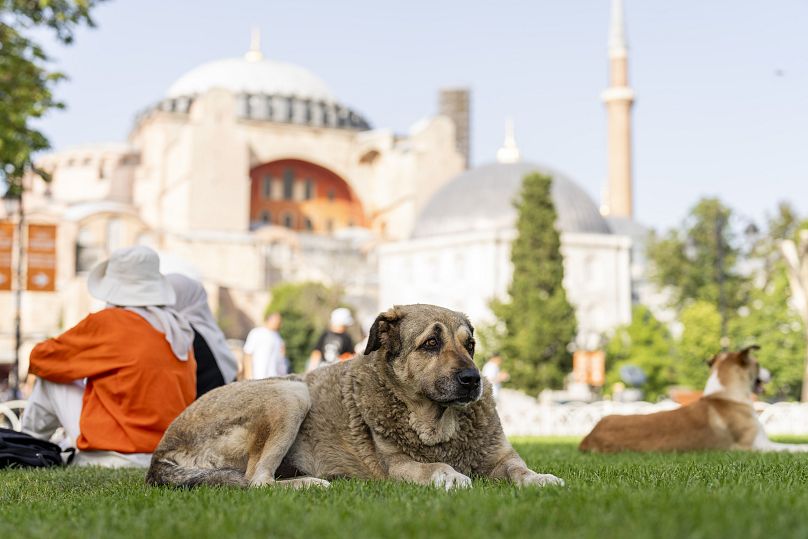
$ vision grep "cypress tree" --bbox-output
[494,173,577,393]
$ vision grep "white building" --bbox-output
[379,150,632,344]
[2,0,645,372]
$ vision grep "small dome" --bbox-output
[167,57,335,102]
[412,162,611,238]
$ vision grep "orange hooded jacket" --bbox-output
[28,308,196,453]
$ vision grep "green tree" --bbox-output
[266,282,357,373]
[729,203,808,400]
[648,198,748,314]
[730,263,806,400]
[605,305,675,401]
[1,0,103,192]
[494,173,577,393]
[677,301,722,389]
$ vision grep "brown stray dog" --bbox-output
[579,345,808,453]
[147,304,564,489]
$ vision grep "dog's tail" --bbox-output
[146,457,248,488]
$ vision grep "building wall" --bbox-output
[249,159,366,232]
[378,228,632,339]
[130,89,464,242]
[2,87,466,368]
[29,144,139,206]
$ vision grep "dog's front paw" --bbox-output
[513,469,565,488]
[431,465,472,491]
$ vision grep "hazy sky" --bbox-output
[31,0,807,231]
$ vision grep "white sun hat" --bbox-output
[330,307,354,327]
[88,246,176,307]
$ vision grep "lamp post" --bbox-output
[3,189,23,399]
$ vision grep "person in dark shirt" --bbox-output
[167,274,238,397]
[307,308,355,371]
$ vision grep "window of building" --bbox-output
[262,175,272,199]
[304,179,315,200]
[304,218,313,231]
[283,169,294,200]
[283,213,295,229]
[106,218,123,253]
[261,211,271,224]
[75,227,102,274]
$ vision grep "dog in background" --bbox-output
[579,345,808,453]
[147,304,564,490]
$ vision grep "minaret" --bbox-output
[602,0,635,219]
[496,118,521,164]
[245,27,263,62]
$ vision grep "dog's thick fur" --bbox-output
[579,346,808,453]
[147,304,563,489]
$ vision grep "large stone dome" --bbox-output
[167,56,335,103]
[149,40,370,131]
[412,162,611,238]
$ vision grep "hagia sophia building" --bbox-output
[1,0,647,368]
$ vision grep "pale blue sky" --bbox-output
[32,0,808,230]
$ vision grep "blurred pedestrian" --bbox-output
[243,312,287,379]
[168,273,238,397]
[307,308,355,371]
[482,353,509,400]
[20,246,196,467]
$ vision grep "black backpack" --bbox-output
[0,427,74,468]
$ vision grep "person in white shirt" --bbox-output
[481,353,509,400]
[243,313,287,379]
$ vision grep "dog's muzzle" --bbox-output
[453,368,482,404]
[754,367,771,394]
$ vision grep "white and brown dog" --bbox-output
[580,345,808,453]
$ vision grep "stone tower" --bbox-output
[602,0,635,219]
[439,88,471,169]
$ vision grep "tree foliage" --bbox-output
[605,305,675,401]
[730,264,806,400]
[266,282,358,373]
[638,201,808,398]
[494,173,577,393]
[728,204,808,400]
[647,198,748,313]
[1,0,103,190]
[677,300,722,389]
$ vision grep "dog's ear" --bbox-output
[364,307,403,357]
[706,354,719,368]
[738,344,760,364]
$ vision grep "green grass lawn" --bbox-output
[3,437,808,539]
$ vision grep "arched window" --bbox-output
[262,175,272,199]
[249,159,367,235]
[283,169,294,200]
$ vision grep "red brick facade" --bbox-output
[249,159,366,233]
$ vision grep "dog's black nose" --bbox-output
[456,368,480,387]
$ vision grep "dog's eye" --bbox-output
[465,340,475,355]
[422,337,439,350]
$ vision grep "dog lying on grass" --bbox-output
[147,304,564,490]
[579,345,808,453]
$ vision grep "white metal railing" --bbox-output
[5,392,808,438]
[496,389,808,437]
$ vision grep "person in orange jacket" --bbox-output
[20,246,196,468]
